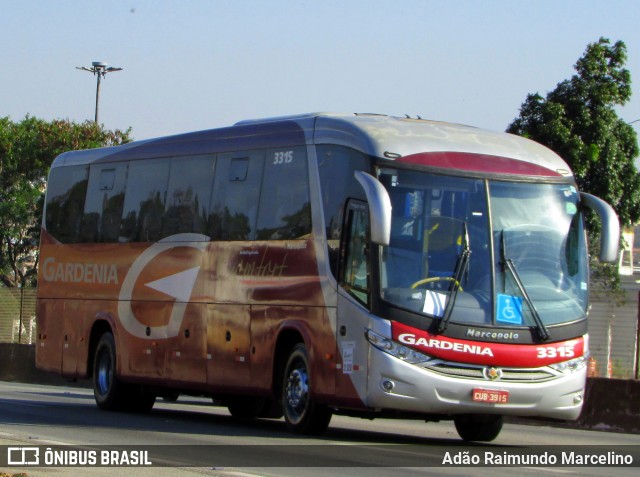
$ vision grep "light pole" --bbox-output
[76,61,123,124]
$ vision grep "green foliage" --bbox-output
[508,38,640,228]
[0,116,132,287]
[507,38,640,294]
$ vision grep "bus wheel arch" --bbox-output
[226,327,307,421]
[88,319,114,379]
[273,328,306,398]
[91,328,155,413]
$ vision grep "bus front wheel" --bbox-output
[453,414,503,442]
[282,344,332,434]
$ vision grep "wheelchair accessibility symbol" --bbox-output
[496,294,523,325]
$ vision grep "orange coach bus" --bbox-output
[36,113,619,441]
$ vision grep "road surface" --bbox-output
[0,381,638,476]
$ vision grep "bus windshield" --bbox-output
[378,168,589,328]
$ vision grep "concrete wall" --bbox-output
[1,343,638,433]
[0,343,85,387]
[573,377,640,433]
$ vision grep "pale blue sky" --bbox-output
[2,0,640,141]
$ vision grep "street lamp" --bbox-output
[76,61,123,124]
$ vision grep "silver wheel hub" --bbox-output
[286,368,308,412]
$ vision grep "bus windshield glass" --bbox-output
[378,168,588,328]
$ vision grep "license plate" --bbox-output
[472,388,509,404]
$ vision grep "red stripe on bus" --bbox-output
[397,152,563,177]
[391,321,584,367]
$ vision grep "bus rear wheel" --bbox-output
[281,344,332,434]
[93,332,155,413]
[453,414,503,442]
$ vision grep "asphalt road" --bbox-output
[0,381,639,476]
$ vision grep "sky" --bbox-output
[2,0,640,141]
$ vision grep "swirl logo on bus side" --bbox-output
[117,233,209,339]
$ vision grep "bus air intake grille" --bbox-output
[420,361,559,382]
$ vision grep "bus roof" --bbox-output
[50,113,572,177]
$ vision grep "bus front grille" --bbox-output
[419,360,559,383]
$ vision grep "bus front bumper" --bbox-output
[366,347,586,421]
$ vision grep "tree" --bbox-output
[0,116,132,287]
[507,38,640,228]
[507,38,640,295]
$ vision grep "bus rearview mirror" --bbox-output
[354,171,392,246]
[580,192,620,263]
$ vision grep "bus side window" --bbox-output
[82,164,127,243]
[341,201,370,305]
[119,160,170,242]
[209,152,264,241]
[256,147,311,240]
[45,165,89,244]
[316,145,369,278]
[162,155,215,238]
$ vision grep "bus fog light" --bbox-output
[573,393,583,405]
[381,380,395,392]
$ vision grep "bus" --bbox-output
[36,113,619,441]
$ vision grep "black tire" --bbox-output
[259,398,284,419]
[93,332,155,413]
[454,414,504,442]
[125,385,157,413]
[162,392,180,402]
[281,343,331,434]
[228,397,267,419]
[228,397,283,419]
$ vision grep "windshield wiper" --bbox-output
[438,222,471,333]
[500,230,550,341]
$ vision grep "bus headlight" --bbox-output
[366,329,432,365]
[549,356,587,374]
